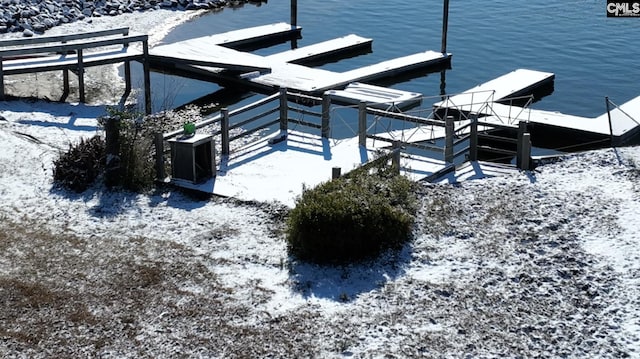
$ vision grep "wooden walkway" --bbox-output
[0,27,151,113]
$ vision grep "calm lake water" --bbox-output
[149,0,640,120]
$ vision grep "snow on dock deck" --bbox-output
[325,82,422,109]
[171,130,450,206]
[149,22,449,96]
[149,22,302,72]
[264,34,372,64]
[433,69,555,111]
[248,50,450,94]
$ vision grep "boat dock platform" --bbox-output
[171,129,515,206]
[148,22,450,99]
[431,69,640,148]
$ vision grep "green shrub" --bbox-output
[286,163,417,264]
[53,136,105,192]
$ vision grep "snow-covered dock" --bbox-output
[170,129,455,206]
[433,69,640,147]
[148,22,450,97]
[433,68,555,113]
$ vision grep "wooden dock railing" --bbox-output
[157,88,536,181]
[0,27,151,114]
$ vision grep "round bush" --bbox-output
[286,166,416,264]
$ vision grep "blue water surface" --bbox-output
[151,0,640,118]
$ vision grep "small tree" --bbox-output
[286,161,417,264]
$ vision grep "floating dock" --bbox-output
[148,22,450,97]
[433,69,640,149]
[433,69,555,113]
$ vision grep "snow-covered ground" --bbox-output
[1,6,640,358]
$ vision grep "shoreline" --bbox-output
[0,0,265,36]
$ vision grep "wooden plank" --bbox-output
[2,48,144,75]
[0,34,148,58]
[265,34,372,64]
[0,27,130,47]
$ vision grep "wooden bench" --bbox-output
[0,27,151,113]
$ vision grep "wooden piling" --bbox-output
[124,60,132,99]
[441,0,450,54]
[392,141,401,174]
[291,0,298,28]
[358,101,367,147]
[221,107,230,156]
[143,40,152,115]
[332,167,341,179]
[516,121,527,168]
[77,49,85,103]
[154,133,165,180]
[61,69,70,101]
[321,93,330,138]
[469,116,478,161]
[0,59,4,101]
[444,115,454,163]
[279,87,288,132]
[519,133,532,170]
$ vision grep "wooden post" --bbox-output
[104,117,120,187]
[154,133,165,180]
[469,115,478,161]
[519,133,532,170]
[392,140,401,174]
[516,121,527,169]
[439,69,446,97]
[77,49,85,103]
[279,87,288,132]
[358,101,367,147]
[0,58,4,101]
[444,115,454,163]
[332,167,341,179]
[605,96,614,146]
[142,40,152,115]
[124,60,131,99]
[61,69,70,101]
[290,0,298,49]
[221,107,230,156]
[441,0,450,54]
[291,0,297,28]
[321,93,330,138]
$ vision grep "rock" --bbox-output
[22,28,33,37]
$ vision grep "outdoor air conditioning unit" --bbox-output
[169,134,216,184]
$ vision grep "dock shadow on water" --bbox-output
[287,244,412,302]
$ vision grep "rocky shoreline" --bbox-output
[0,0,266,36]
